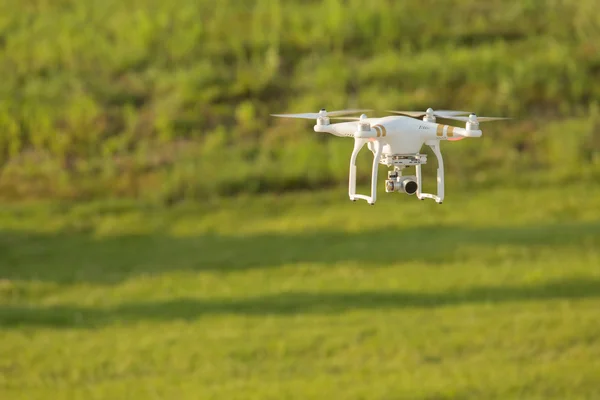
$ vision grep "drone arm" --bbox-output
[417,140,444,204]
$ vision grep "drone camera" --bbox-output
[385,175,418,195]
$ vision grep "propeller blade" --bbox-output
[386,111,425,117]
[386,110,471,117]
[326,109,372,116]
[330,117,361,121]
[443,116,511,122]
[473,117,512,122]
[270,113,321,119]
[271,109,372,119]
[433,110,472,116]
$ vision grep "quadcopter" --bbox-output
[271,108,509,205]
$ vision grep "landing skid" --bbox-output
[416,141,444,204]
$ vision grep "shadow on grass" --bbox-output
[0,221,599,284]
[1,277,599,328]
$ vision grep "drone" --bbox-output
[271,108,510,205]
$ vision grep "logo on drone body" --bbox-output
[418,126,429,130]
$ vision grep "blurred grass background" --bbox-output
[0,0,599,202]
[2,1,600,399]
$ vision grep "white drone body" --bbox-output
[272,108,509,205]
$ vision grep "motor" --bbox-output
[385,171,418,195]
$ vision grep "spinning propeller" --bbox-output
[270,108,372,120]
[386,108,470,118]
[387,108,510,124]
[442,114,511,123]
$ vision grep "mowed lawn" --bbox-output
[1,184,599,399]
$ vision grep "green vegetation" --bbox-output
[1,0,599,202]
[1,184,600,399]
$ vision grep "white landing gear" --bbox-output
[348,139,382,205]
[416,141,444,204]
[348,140,445,205]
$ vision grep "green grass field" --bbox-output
[1,184,599,399]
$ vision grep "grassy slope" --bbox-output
[1,0,599,201]
[1,185,599,399]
